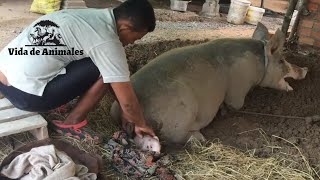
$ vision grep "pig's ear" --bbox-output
[266,29,286,55]
[252,22,269,41]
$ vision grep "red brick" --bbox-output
[301,19,314,28]
[299,36,315,45]
[299,27,312,36]
[308,3,319,11]
[310,0,320,4]
[314,22,320,30]
[314,40,320,47]
[311,30,320,39]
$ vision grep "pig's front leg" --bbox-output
[224,94,245,110]
[224,82,250,110]
[219,103,233,116]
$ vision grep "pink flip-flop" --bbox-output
[52,119,88,129]
[50,119,102,144]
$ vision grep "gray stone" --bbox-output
[62,0,87,9]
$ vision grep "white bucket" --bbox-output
[245,6,265,25]
[227,0,251,25]
[170,0,190,12]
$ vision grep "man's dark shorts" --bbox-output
[0,58,100,112]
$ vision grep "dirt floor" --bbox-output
[1,0,320,178]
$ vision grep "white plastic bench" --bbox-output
[0,98,48,140]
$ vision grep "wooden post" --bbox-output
[281,0,299,36]
[260,0,264,8]
[288,0,307,41]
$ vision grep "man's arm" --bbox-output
[110,82,155,137]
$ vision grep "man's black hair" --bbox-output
[113,0,156,32]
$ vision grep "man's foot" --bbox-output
[49,119,102,144]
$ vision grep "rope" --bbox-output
[235,110,307,120]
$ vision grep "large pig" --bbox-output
[111,23,308,144]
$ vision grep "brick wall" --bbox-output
[298,0,320,48]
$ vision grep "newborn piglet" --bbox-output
[134,135,161,154]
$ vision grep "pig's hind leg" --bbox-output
[224,91,246,110]
[187,131,206,142]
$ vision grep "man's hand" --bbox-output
[110,82,156,137]
[135,124,155,138]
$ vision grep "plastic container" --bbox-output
[245,6,265,25]
[227,0,251,25]
[170,0,190,12]
[200,0,220,17]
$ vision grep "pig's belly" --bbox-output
[142,72,227,133]
[188,86,226,131]
[142,82,198,137]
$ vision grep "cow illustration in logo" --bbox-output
[28,20,66,46]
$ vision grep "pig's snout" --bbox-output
[275,60,308,92]
[301,67,308,79]
[284,61,308,80]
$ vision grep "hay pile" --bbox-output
[0,133,35,162]
[171,138,317,180]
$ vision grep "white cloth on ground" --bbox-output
[0,144,97,180]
